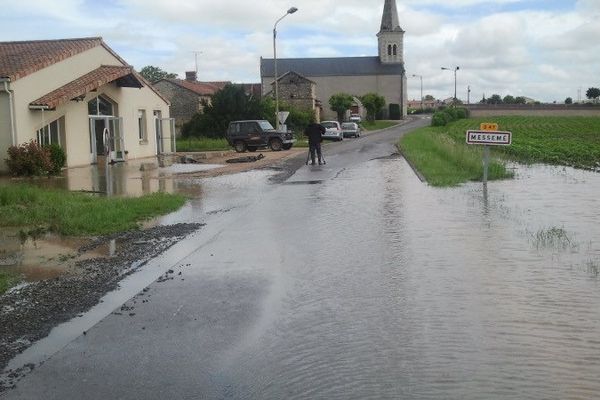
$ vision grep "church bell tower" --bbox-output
[378,0,404,64]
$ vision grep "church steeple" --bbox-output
[378,0,404,64]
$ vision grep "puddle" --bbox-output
[0,228,124,282]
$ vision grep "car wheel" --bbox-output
[270,138,283,151]
[282,143,292,150]
[247,147,257,152]
[234,141,246,153]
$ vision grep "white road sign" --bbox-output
[466,130,512,146]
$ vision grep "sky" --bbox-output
[1,0,599,103]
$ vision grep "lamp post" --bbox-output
[411,74,423,111]
[441,66,459,103]
[273,6,298,131]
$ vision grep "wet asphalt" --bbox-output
[1,118,429,399]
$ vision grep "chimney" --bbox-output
[185,71,197,81]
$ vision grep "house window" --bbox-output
[88,95,114,116]
[36,117,63,146]
[138,109,147,141]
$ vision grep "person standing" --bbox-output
[304,122,326,165]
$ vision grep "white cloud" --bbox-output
[1,0,598,102]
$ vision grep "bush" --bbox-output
[431,112,449,126]
[45,144,66,174]
[6,140,54,176]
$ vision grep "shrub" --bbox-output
[45,144,66,175]
[431,111,449,126]
[6,140,54,176]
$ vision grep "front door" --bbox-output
[89,116,124,163]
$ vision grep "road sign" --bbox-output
[466,130,512,146]
[480,122,498,131]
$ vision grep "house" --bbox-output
[153,72,263,134]
[0,37,173,173]
[153,72,224,132]
[260,0,407,121]
[268,71,321,121]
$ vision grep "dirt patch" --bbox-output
[172,148,306,179]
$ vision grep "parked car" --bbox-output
[226,120,295,152]
[349,113,362,123]
[341,122,361,138]
[320,121,343,141]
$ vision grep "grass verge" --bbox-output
[399,126,513,187]
[0,184,187,236]
[176,137,230,152]
[0,271,19,295]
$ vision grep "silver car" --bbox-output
[341,122,361,138]
[320,121,344,141]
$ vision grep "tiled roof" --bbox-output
[261,57,404,78]
[0,37,104,81]
[30,65,141,110]
[161,79,227,96]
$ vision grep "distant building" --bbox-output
[261,0,407,121]
[153,71,262,134]
[0,37,172,172]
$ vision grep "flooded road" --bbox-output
[4,120,600,399]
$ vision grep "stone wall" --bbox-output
[153,81,201,131]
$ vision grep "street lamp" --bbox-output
[411,74,423,111]
[441,66,459,103]
[273,6,298,131]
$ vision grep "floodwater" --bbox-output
[3,146,600,399]
[200,158,600,399]
[0,160,217,281]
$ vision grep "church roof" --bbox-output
[261,56,404,78]
[379,0,404,33]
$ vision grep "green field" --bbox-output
[0,184,186,236]
[445,116,600,169]
[0,271,19,295]
[399,116,600,187]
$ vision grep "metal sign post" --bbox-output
[466,123,512,185]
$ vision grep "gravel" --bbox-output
[0,223,203,392]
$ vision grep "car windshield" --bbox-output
[342,123,355,129]
[321,122,338,129]
[258,121,275,130]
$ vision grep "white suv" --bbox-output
[320,121,343,141]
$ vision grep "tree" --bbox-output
[565,97,573,104]
[487,94,503,104]
[329,93,354,123]
[361,93,386,121]
[503,95,515,104]
[514,96,527,104]
[138,65,178,83]
[424,94,435,101]
[181,84,265,138]
[586,87,600,103]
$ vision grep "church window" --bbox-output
[393,44,397,56]
[387,45,392,56]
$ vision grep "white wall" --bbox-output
[0,45,169,172]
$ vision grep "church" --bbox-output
[260,0,407,121]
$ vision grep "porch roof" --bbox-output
[29,65,143,110]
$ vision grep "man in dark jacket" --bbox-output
[304,122,326,165]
